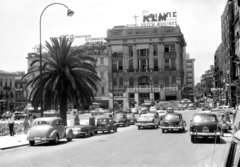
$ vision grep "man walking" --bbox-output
[8,115,15,136]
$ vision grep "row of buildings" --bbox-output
[1,24,196,111]
[196,0,240,107]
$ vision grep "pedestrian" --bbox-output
[74,115,80,125]
[23,116,30,135]
[29,115,33,127]
[8,115,15,136]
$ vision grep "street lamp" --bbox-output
[39,3,74,116]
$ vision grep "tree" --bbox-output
[23,37,101,125]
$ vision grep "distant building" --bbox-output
[106,25,187,108]
[0,70,15,113]
[185,54,195,101]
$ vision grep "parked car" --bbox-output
[95,117,117,133]
[139,107,148,115]
[126,113,137,125]
[161,112,186,133]
[189,113,221,143]
[188,103,197,110]
[136,113,160,129]
[149,106,157,112]
[211,105,234,115]
[72,120,95,137]
[27,117,73,146]
[131,108,139,114]
[13,111,27,120]
[90,108,104,116]
[173,106,185,111]
[202,105,211,111]
[113,112,129,127]
[166,106,174,113]
[2,111,12,120]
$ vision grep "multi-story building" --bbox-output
[0,70,15,113]
[14,71,28,110]
[106,25,187,108]
[200,68,214,97]
[185,54,195,101]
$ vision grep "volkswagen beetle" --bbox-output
[27,117,73,146]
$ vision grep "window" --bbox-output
[129,93,134,98]
[101,87,104,94]
[171,58,176,69]
[165,76,169,86]
[128,59,134,72]
[9,80,12,87]
[165,58,170,69]
[129,46,133,57]
[154,58,158,71]
[5,79,7,87]
[118,61,123,70]
[164,45,169,52]
[172,76,176,84]
[113,78,117,86]
[111,45,123,56]
[119,77,123,85]
[129,77,134,86]
[0,79,2,87]
[153,44,158,56]
[100,57,104,65]
[100,72,104,79]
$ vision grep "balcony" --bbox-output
[127,86,161,93]
[109,86,125,91]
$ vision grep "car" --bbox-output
[157,110,167,120]
[189,113,221,143]
[27,117,73,146]
[149,106,157,112]
[179,103,188,110]
[136,113,160,129]
[2,111,12,120]
[90,108,104,116]
[71,120,95,137]
[166,106,174,113]
[139,107,148,115]
[202,105,211,111]
[95,117,117,133]
[113,112,130,127]
[131,108,139,114]
[188,103,197,110]
[211,105,234,115]
[161,112,186,133]
[126,113,137,125]
[173,106,185,111]
[13,111,27,120]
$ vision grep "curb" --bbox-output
[0,143,29,150]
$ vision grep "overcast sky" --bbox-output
[0,0,227,84]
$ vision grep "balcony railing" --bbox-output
[127,85,178,92]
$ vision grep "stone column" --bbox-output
[158,44,164,70]
[160,88,165,100]
[149,44,153,70]
[175,43,180,71]
[123,45,129,71]
[134,93,139,108]
[150,93,154,101]
[133,45,138,71]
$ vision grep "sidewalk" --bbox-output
[0,134,30,150]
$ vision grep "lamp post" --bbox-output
[39,3,74,116]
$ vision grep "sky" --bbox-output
[0,0,227,84]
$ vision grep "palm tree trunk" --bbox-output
[60,96,68,126]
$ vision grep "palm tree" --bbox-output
[23,37,101,125]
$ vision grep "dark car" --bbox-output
[188,103,196,110]
[161,112,186,133]
[71,120,95,137]
[113,112,130,127]
[189,113,221,143]
[13,111,27,120]
[126,113,137,125]
[95,117,117,133]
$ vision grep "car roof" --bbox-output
[33,117,62,122]
[140,113,154,116]
[166,112,181,116]
[193,112,216,116]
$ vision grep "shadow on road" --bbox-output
[192,137,226,144]
[31,140,70,147]
[137,127,160,130]
[162,129,189,133]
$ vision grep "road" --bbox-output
[0,108,233,167]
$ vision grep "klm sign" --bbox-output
[142,12,177,22]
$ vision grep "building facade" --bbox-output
[185,54,195,101]
[106,25,187,109]
[0,70,15,113]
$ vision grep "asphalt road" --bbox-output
[0,108,233,167]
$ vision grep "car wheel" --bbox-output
[182,127,185,132]
[114,127,117,132]
[138,126,141,130]
[91,130,95,136]
[191,135,195,143]
[29,141,35,146]
[53,134,59,144]
[84,130,88,137]
[162,129,165,133]
[67,132,73,141]
[108,127,111,133]
[94,131,98,134]
[216,136,220,143]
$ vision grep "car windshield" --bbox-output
[33,120,50,126]
[165,114,179,120]
[193,115,216,122]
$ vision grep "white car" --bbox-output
[131,108,139,114]
[150,106,157,112]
